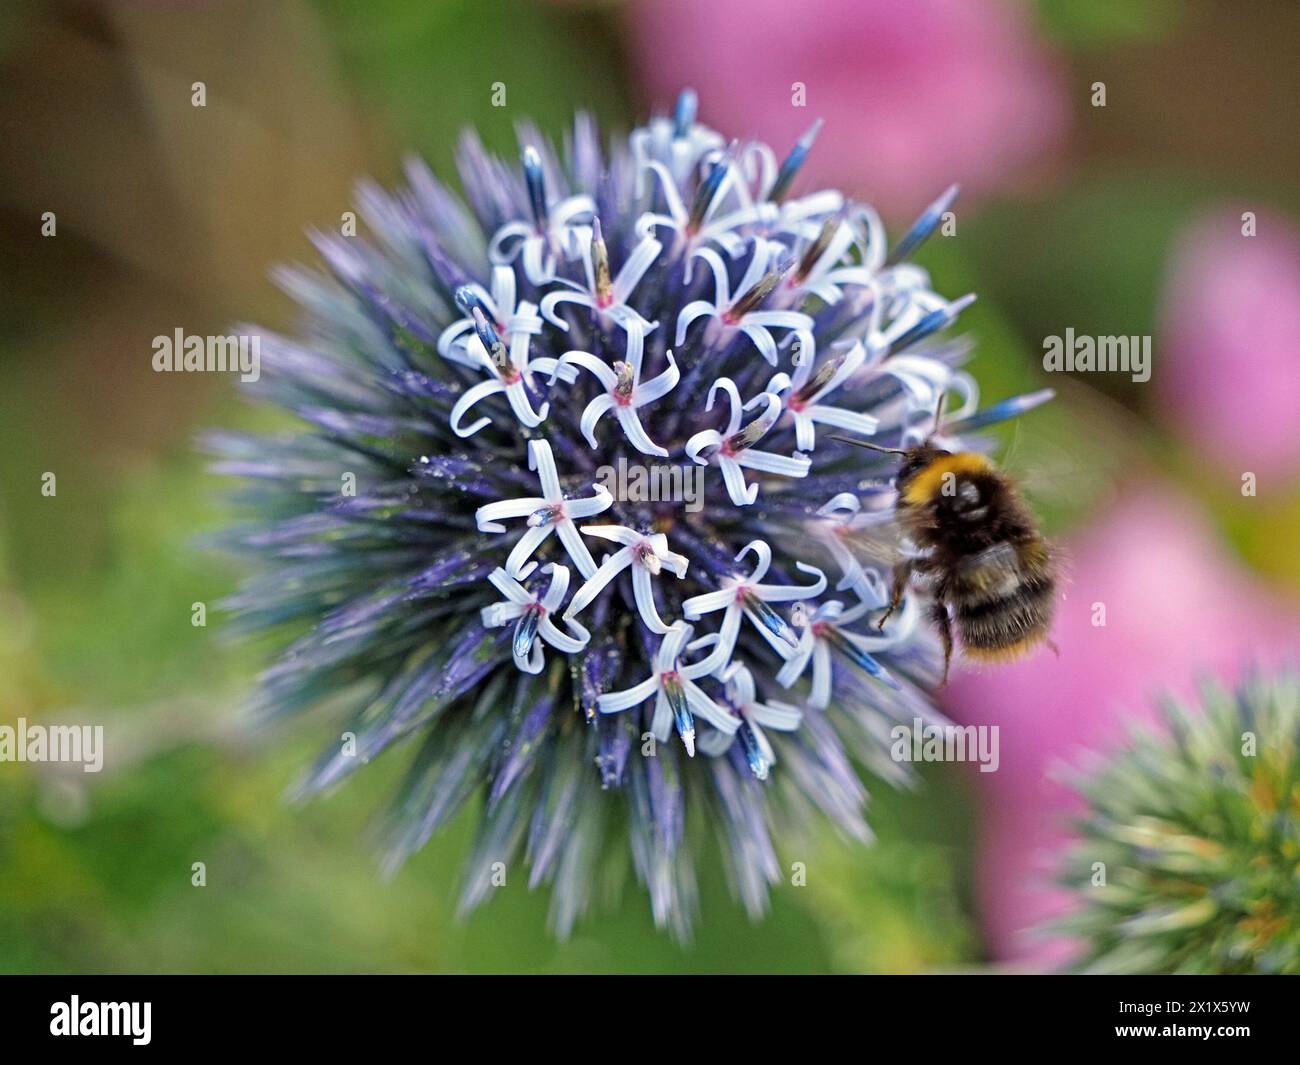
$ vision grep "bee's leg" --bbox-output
[930,600,954,687]
[877,560,914,631]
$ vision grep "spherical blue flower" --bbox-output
[210,91,1041,938]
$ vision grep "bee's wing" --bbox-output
[955,542,1023,596]
[962,382,1129,525]
[994,426,1103,522]
[839,512,913,568]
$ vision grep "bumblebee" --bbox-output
[836,391,1057,685]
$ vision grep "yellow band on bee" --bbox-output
[963,632,1048,663]
[902,452,992,506]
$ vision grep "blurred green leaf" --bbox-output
[1034,0,1183,45]
[312,0,635,175]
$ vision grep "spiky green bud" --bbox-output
[1056,671,1300,974]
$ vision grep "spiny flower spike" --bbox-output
[768,119,823,204]
[209,90,1045,939]
[540,218,662,331]
[699,663,804,781]
[481,562,590,674]
[684,378,810,506]
[678,238,813,365]
[886,183,960,267]
[1054,670,1300,975]
[597,621,738,757]
[488,145,594,284]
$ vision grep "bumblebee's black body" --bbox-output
[879,444,1056,684]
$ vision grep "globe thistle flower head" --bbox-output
[1056,670,1300,974]
[211,91,1045,938]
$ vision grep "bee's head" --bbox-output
[834,391,956,489]
[829,436,952,490]
[895,443,951,493]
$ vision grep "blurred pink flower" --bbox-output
[626,0,1068,216]
[943,485,1298,970]
[1159,210,1300,480]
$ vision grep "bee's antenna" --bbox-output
[931,389,947,437]
[831,435,907,455]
